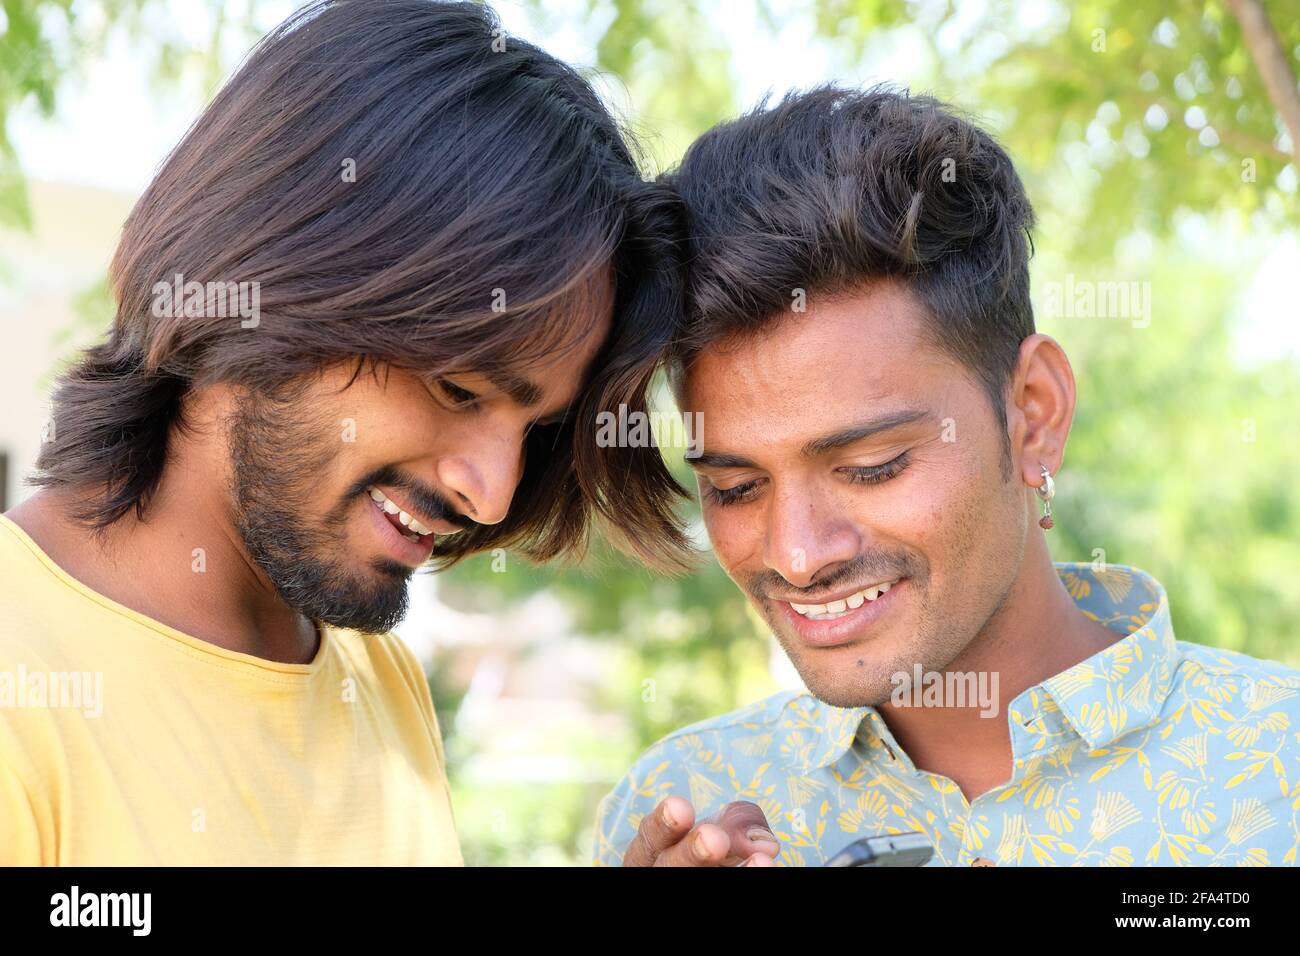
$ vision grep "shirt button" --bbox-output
[970,857,996,867]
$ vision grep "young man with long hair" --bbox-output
[0,0,711,866]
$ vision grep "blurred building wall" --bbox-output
[0,180,133,508]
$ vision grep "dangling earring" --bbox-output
[1036,466,1055,530]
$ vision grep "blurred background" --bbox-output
[0,0,1297,865]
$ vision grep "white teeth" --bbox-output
[367,486,434,537]
[788,580,899,618]
[806,608,847,621]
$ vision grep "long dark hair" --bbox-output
[34,0,694,572]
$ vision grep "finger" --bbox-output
[653,822,731,867]
[742,851,777,867]
[622,796,695,867]
[712,801,780,862]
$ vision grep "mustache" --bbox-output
[748,551,918,602]
[343,465,475,532]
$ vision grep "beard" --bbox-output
[226,389,412,634]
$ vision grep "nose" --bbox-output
[435,427,525,526]
[761,484,861,589]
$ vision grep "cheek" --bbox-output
[343,369,446,445]
[855,461,955,545]
[858,447,994,563]
[353,399,446,462]
[907,444,1020,585]
[702,507,761,578]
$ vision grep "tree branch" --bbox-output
[1224,0,1300,161]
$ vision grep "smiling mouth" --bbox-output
[367,486,442,542]
[784,580,900,621]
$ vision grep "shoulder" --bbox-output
[1170,640,1300,717]
[324,627,441,744]
[0,517,86,666]
[654,687,813,743]
[325,627,429,698]
[1173,641,1300,694]
[617,687,829,776]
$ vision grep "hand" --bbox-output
[621,795,779,867]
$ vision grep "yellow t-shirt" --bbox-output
[0,514,462,865]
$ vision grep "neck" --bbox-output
[7,436,319,665]
[876,531,1119,800]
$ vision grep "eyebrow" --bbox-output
[491,369,575,428]
[687,408,933,471]
[489,371,543,408]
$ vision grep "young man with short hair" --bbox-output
[596,86,1300,867]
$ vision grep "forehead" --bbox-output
[682,281,966,438]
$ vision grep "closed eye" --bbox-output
[842,451,909,485]
[434,378,480,409]
[703,452,910,508]
[705,478,761,507]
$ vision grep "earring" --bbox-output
[1036,466,1055,530]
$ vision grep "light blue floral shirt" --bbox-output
[594,563,1300,866]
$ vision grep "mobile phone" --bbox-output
[824,832,934,867]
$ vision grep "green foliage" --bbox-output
[0,0,73,230]
[946,0,1300,261]
[859,1,1300,258]
[1040,246,1300,667]
[563,0,1299,256]
[0,0,256,236]
[583,0,740,168]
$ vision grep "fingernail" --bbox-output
[692,832,712,860]
[747,827,777,846]
[662,803,679,829]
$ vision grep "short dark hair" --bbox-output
[34,0,694,572]
[666,85,1036,451]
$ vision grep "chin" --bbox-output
[812,689,890,710]
[773,633,905,710]
[268,556,412,634]
[794,668,896,710]
[310,592,408,634]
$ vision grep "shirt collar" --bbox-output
[803,562,1178,771]
[1026,562,1178,749]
